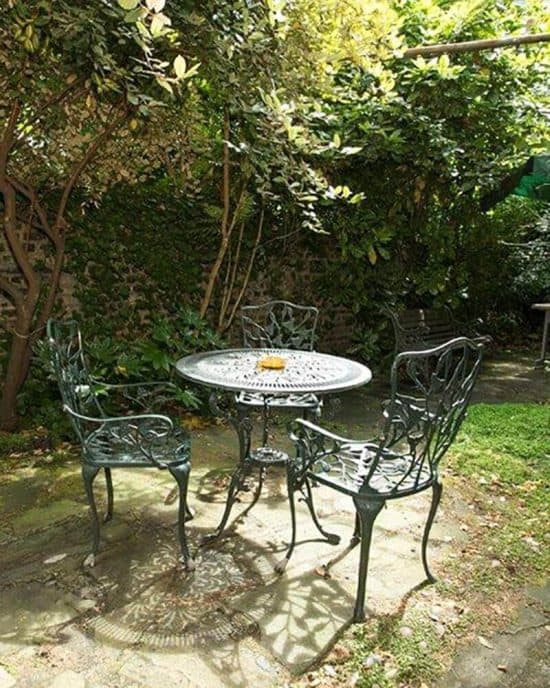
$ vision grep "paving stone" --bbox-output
[49,670,87,688]
[0,667,16,688]
[0,352,547,688]
[0,584,82,643]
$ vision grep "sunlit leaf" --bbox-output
[173,55,187,78]
[118,0,139,10]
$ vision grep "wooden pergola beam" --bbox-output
[404,32,550,57]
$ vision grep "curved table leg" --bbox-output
[202,390,255,543]
[202,462,251,543]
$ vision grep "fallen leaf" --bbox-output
[44,553,67,564]
[478,635,494,649]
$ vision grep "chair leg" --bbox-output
[275,465,297,573]
[168,463,195,571]
[351,512,361,547]
[104,467,113,523]
[82,464,101,566]
[422,479,443,583]
[352,498,385,623]
[303,477,340,545]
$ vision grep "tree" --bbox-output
[0,0,195,430]
[168,0,401,327]
[311,0,549,334]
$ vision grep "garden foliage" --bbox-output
[1,0,549,430]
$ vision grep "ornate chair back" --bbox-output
[365,337,484,496]
[46,319,104,442]
[241,300,319,350]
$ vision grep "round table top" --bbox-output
[174,348,372,395]
[532,303,550,311]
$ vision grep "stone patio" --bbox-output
[0,351,547,688]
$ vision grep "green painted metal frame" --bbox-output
[46,319,194,569]
[289,337,485,622]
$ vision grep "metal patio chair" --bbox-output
[238,300,322,418]
[289,337,485,621]
[46,320,194,569]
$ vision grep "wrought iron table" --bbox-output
[174,348,372,570]
[532,303,550,368]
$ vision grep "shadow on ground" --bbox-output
[0,350,547,688]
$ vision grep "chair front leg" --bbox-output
[104,467,113,523]
[352,497,385,623]
[421,478,443,582]
[168,463,195,571]
[82,464,101,566]
[350,512,361,547]
[302,477,340,545]
[202,462,250,544]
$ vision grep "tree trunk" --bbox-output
[200,108,232,319]
[0,102,126,430]
[0,312,32,431]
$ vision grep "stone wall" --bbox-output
[1,228,355,354]
[240,245,355,352]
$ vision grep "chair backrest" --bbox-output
[366,337,484,495]
[241,300,319,350]
[387,306,457,352]
[46,319,104,441]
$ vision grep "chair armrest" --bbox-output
[289,418,376,475]
[65,406,178,469]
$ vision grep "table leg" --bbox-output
[202,391,254,543]
[535,311,549,369]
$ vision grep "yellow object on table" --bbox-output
[258,355,286,370]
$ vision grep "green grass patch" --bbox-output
[295,402,549,688]
[448,402,549,584]
[349,613,441,687]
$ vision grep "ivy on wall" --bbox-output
[66,178,214,336]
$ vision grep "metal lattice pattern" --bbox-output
[241,301,319,351]
[175,348,371,395]
[46,319,193,568]
[288,337,485,622]
[291,337,484,498]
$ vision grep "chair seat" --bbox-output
[309,445,433,498]
[236,390,321,410]
[84,420,190,468]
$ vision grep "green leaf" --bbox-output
[173,55,187,78]
[150,12,169,36]
[155,76,173,94]
[124,8,142,23]
[118,0,139,10]
[367,245,377,265]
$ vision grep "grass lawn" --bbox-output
[289,402,549,688]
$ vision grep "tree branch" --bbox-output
[224,206,264,332]
[0,178,40,298]
[8,176,61,248]
[0,102,21,171]
[54,102,128,229]
[13,81,86,148]
[404,32,550,57]
[0,274,24,311]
